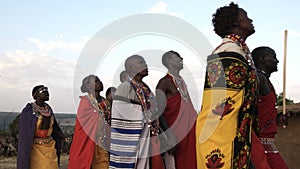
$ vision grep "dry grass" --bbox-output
[0,156,16,169]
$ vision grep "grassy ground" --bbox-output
[1,116,299,169]
[0,156,16,169]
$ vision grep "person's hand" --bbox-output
[163,131,177,155]
[64,137,71,143]
[277,112,289,128]
[167,147,176,155]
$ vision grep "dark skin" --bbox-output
[34,89,49,107]
[87,76,105,102]
[156,53,184,155]
[231,9,255,40]
[34,87,69,142]
[253,48,288,127]
[126,56,148,82]
[255,49,279,96]
[156,53,183,110]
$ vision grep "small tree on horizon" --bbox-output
[277,92,294,106]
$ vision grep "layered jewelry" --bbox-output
[130,78,159,135]
[214,33,255,68]
[32,102,51,117]
[167,71,189,102]
[87,93,109,147]
[87,94,107,121]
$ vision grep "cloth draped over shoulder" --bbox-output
[17,103,65,169]
[162,75,197,169]
[109,82,150,169]
[196,51,258,169]
[68,95,104,169]
[163,93,197,168]
[256,78,289,169]
[257,80,278,138]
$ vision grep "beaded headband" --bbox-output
[33,87,48,97]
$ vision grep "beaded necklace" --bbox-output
[87,94,108,124]
[130,78,159,134]
[166,72,189,102]
[214,33,255,68]
[130,79,151,111]
[32,102,51,117]
[98,98,111,124]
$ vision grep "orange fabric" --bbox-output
[251,132,271,169]
[35,129,49,138]
[30,140,58,169]
[91,145,109,169]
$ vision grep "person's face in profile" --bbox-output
[132,57,148,77]
[170,54,183,70]
[36,87,50,101]
[263,50,279,73]
[89,76,103,93]
[236,8,255,37]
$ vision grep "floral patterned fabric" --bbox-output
[196,52,257,169]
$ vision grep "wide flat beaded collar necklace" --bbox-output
[215,34,255,68]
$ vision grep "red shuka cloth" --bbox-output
[255,91,288,169]
[251,131,271,169]
[257,92,278,137]
[68,96,100,169]
[162,93,197,169]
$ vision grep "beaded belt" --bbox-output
[260,138,279,153]
[33,136,53,145]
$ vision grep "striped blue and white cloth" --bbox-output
[109,100,150,169]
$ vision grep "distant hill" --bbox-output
[0,111,76,134]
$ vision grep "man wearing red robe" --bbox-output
[252,46,289,169]
[156,51,197,169]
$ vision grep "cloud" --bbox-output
[29,36,89,54]
[146,1,183,17]
[0,49,75,87]
[0,49,76,112]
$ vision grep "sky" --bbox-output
[0,0,300,113]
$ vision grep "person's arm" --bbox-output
[156,78,168,130]
[156,78,177,153]
[52,117,66,140]
[257,72,269,96]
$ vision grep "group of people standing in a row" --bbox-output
[16,2,289,169]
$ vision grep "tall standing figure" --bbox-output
[156,50,197,169]
[109,55,163,169]
[17,85,67,169]
[195,2,269,169]
[252,46,289,169]
[68,75,111,169]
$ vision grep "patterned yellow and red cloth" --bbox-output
[196,51,258,169]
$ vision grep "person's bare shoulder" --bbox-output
[156,76,171,89]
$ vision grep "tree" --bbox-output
[277,92,294,106]
[8,114,20,149]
